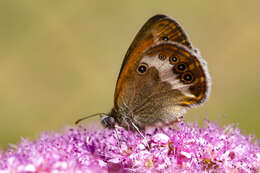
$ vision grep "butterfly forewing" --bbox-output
[115,14,193,108]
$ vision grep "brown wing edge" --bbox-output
[117,14,193,81]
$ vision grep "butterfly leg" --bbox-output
[114,124,122,146]
[128,120,150,150]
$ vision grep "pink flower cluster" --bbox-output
[0,120,259,172]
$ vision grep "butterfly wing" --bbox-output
[113,14,210,129]
[133,43,210,126]
[118,14,192,78]
[115,14,193,107]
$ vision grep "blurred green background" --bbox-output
[0,0,259,148]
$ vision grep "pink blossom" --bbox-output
[0,120,259,172]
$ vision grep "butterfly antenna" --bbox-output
[75,113,106,125]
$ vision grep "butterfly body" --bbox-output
[100,14,211,131]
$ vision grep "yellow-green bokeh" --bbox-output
[0,0,259,148]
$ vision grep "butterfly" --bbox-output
[76,14,211,132]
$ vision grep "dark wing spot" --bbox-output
[169,56,178,65]
[158,54,167,61]
[181,72,194,84]
[162,36,168,41]
[137,63,148,74]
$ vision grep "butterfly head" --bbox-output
[100,113,116,129]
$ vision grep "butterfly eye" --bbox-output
[169,56,179,64]
[137,63,148,74]
[181,72,194,84]
[162,36,168,41]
